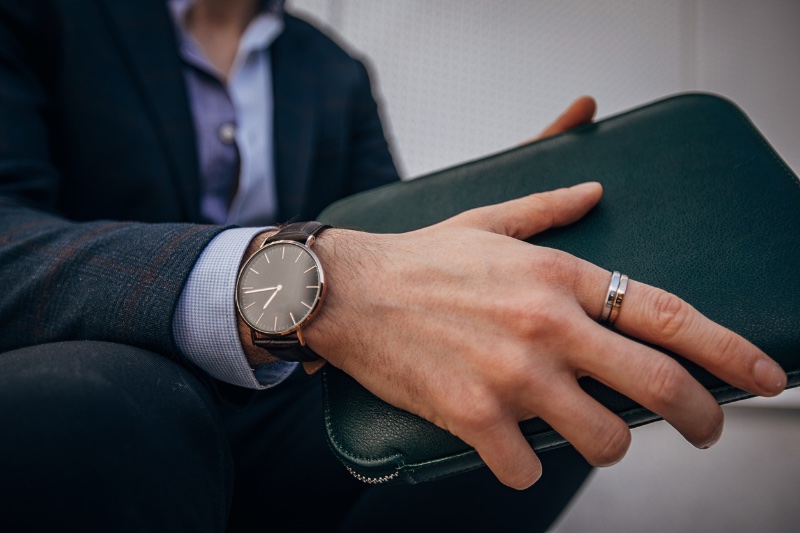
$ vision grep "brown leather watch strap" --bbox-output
[252,331,321,362]
[265,221,330,246]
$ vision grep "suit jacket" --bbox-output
[0,0,399,358]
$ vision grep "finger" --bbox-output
[452,182,603,240]
[578,318,725,448]
[462,417,543,490]
[536,379,632,467]
[534,96,597,142]
[621,281,786,396]
[571,269,787,398]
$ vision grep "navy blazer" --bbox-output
[0,0,399,357]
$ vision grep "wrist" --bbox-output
[300,227,385,369]
[236,223,333,368]
[240,228,280,269]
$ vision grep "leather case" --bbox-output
[316,93,800,485]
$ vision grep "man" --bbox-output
[0,0,786,531]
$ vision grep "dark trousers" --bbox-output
[0,342,592,532]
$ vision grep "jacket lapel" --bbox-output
[95,0,201,221]
[271,19,316,222]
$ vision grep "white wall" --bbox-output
[289,0,800,177]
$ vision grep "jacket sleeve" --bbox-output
[0,3,224,358]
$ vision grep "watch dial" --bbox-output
[236,241,323,334]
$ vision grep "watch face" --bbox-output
[236,241,324,335]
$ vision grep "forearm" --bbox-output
[0,200,224,357]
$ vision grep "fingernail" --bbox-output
[569,181,601,192]
[700,424,723,449]
[753,359,787,395]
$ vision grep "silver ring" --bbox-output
[608,273,628,326]
[600,271,628,325]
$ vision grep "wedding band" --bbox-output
[600,271,628,325]
[608,273,629,326]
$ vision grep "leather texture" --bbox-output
[316,93,800,484]
[265,221,331,246]
[252,334,320,362]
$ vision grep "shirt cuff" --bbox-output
[173,227,298,389]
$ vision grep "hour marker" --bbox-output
[290,312,297,325]
[273,316,278,331]
[304,265,317,273]
[295,250,303,263]
[242,287,253,290]
[249,267,259,274]
[282,247,285,260]
[256,312,264,325]
[263,252,270,263]
[301,301,313,310]
[306,285,319,289]
[244,302,255,309]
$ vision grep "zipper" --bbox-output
[345,465,400,484]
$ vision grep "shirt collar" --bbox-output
[168,0,284,78]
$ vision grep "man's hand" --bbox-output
[521,96,597,144]
[304,182,787,490]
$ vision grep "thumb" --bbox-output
[536,96,597,141]
[451,182,603,240]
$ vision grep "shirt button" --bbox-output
[218,123,237,144]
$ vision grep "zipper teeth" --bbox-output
[345,465,400,484]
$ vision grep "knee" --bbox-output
[0,341,230,531]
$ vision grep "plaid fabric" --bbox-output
[0,202,225,359]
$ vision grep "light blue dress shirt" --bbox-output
[170,0,298,389]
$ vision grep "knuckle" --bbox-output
[553,250,580,284]
[705,329,742,368]
[459,207,493,230]
[648,290,693,341]
[531,195,558,229]
[647,358,689,409]
[450,398,501,436]
[588,421,631,467]
[507,299,565,340]
[491,346,531,382]
[451,204,501,232]
[531,249,578,285]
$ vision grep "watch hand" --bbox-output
[243,287,279,294]
[262,285,282,309]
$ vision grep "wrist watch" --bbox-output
[236,221,330,363]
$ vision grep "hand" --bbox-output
[305,182,787,489]
[520,96,597,145]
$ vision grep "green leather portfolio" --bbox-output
[316,93,800,484]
